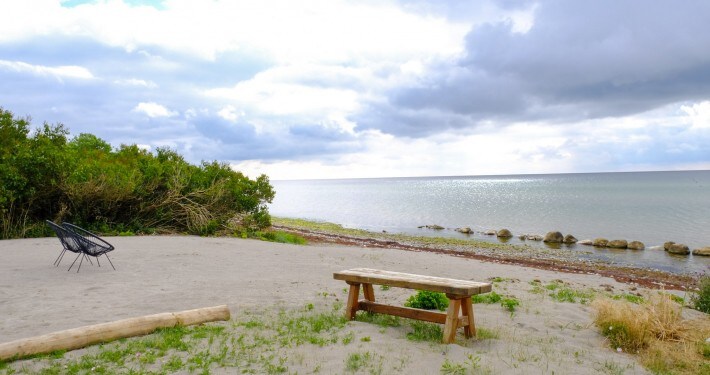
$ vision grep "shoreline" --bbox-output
[272,219,701,290]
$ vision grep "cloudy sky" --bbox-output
[1,0,709,179]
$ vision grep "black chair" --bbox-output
[61,222,116,273]
[46,220,92,270]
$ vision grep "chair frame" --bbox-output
[61,222,116,273]
[46,220,93,270]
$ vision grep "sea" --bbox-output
[270,171,710,275]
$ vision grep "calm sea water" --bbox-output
[270,171,710,274]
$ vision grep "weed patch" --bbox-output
[691,275,710,313]
[593,295,710,374]
[406,321,443,343]
[404,290,449,311]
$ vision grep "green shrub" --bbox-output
[692,276,710,313]
[0,107,275,239]
[501,298,520,312]
[471,291,502,304]
[404,291,449,311]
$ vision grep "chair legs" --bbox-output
[104,254,116,270]
[66,253,115,272]
[53,249,66,266]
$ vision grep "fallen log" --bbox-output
[0,305,230,361]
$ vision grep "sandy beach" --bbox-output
[1,235,699,374]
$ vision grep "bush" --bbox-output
[404,291,449,311]
[0,107,275,238]
[691,276,710,313]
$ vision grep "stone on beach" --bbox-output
[496,229,513,238]
[419,224,444,230]
[692,247,710,256]
[667,243,690,255]
[627,241,645,250]
[593,238,609,247]
[543,231,564,243]
[563,234,578,244]
[608,240,628,249]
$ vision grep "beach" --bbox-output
[3,235,704,373]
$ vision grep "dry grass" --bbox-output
[592,294,710,374]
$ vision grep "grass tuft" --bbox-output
[593,294,710,374]
[691,275,710,313]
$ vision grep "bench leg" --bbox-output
[443,298,461,344]
[362,283,375,302]
[345,283,361,320]
[461,297,476,338]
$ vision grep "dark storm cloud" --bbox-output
[357,0,710,136]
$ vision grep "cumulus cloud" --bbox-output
[0,59,94,81]
[133,102,176,118]
[356,0,710,137]
[0,0,708,179]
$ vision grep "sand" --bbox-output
[0,235,675,373]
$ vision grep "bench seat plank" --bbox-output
[333,268,492,296]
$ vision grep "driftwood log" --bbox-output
[0,305,230,361]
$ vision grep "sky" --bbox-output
[1,0,709,180]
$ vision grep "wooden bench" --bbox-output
[333,268,492,344]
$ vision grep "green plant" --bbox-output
[0,107,275,239]
[406,321,443,342]
[404,290,449,311]
[472,291,502,304]
[440,358,466,374]
[380,285,391,291]
[691,275,710,313]
[612,293,645,304]
[501,298,520,312]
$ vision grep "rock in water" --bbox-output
[484,230,496,235]
[456,227,472,234]
[692,247,710,256]
[627,241,645,250]
[526,234,543,241]
[543,231,564,243]
[663,241,675,251]
[563,234,578,244]
[667,243,690,255]
[578,239,593,246]
[608,240,628,249]
[496,229,513,238]
[593,238,609,247]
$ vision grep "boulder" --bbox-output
[563,234,578,244]
[496,229,513,238]
[627,241,645,250]
[663,241,675,251]
[692,247,710,256]
[484,230,496,236]
[543,231,564,243]
[608,240,628,249]
[578,239,593,246]
[667,243,690,255]
[456,227,473,234]
[593,238,609,247]
[425,225,444,230]
[518,234,526,240]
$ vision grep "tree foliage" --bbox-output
[0,107,275,238]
